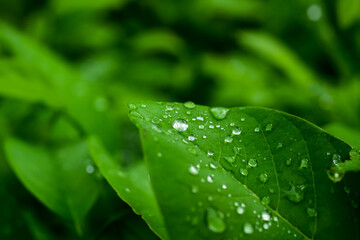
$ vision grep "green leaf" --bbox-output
[337,0,360,29]
[129,101,360,240]
[87,136,169,240]
[4,139,100,233]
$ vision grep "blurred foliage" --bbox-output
[0,0,359,239]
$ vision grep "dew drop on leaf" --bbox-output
[206,208,226,233]
[254,127,260,132]
[306,207,317,217]
[210,107,230,120]
[184,101,196,109]
[240,168,248,176]
[172,119,188,131]
[284,183,306,204]
[188,135,197,141]
[248,158,257,167]
[188,165,199,175]
[261,196,271,205]
[224,156,236,164]
[265,124,273,131]
[261,212,271,221]
[232,127,242,135]
[243,222,254,234]
[285,158,292,166]
[332,154,341,166]
[207,150,214,156]
[224,136,233,143]
[327,168,345,183]
[207,176,213,183]
[191,185,199,193]
[236,207,245,215]
[259,173,269,183]
[299,158,309,169]
[128,103,137,110]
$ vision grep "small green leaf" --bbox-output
[129,101,360,240]
[87,136,169,240]
[4,139,100,233]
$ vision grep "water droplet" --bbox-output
[157,152,162,157]
[165,103,174,111]
[128,103,137,110]
[261,212,271,221]
[140,104,147,108]
[184,101,196,109]
[191,185,199,193]
[86,165,95,174]
[240,168,248,176]
[299,158,309,169]
[248,158,257,167]
[173,119,188,131]
[284,183,306,204]
[188,135,197,141]
[241,118,246,122]
[232,127,242,135]
[261,196,271,205]
[254,127,260,132]
[222,184,227,189]
[207,150,214,157]
[243,222,254,234]
[199,125,205,129]
[307,4,322,21]
[265,124,273,131]
[189,165,199,175]
[277,143,283,148]
[125,188,131,192]
[210,162,218,169]
[236,207,245,215]
[286,158,292,166]
[259,173,269,183]
[327,168,345,183]
[224,136,233,143]
[206,208,226,233]
[209,125,215,129]
[224,156,236,164]
[332,154,341,166]
[306,207,317,217]
[210,107,230,120]
[207,176,213,183]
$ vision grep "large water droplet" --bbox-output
[210,107,229,120]
[184,101,196,109]
[189,165,199,175]
[224,136,233,143]
[188,135,197,141]
[261,212,271,221]
[284,183,306,204]
[236,207,245,215]
[248,158,257,167]
[243,222,254,234]
[173,119,188,131]
[206,208,226,233]
[327,168,345,183]
[232,127,242,135]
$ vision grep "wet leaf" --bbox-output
[129,101,360,240]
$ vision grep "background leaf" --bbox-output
[4,139,100,233]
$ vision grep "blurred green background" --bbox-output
[0,0,359,239]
